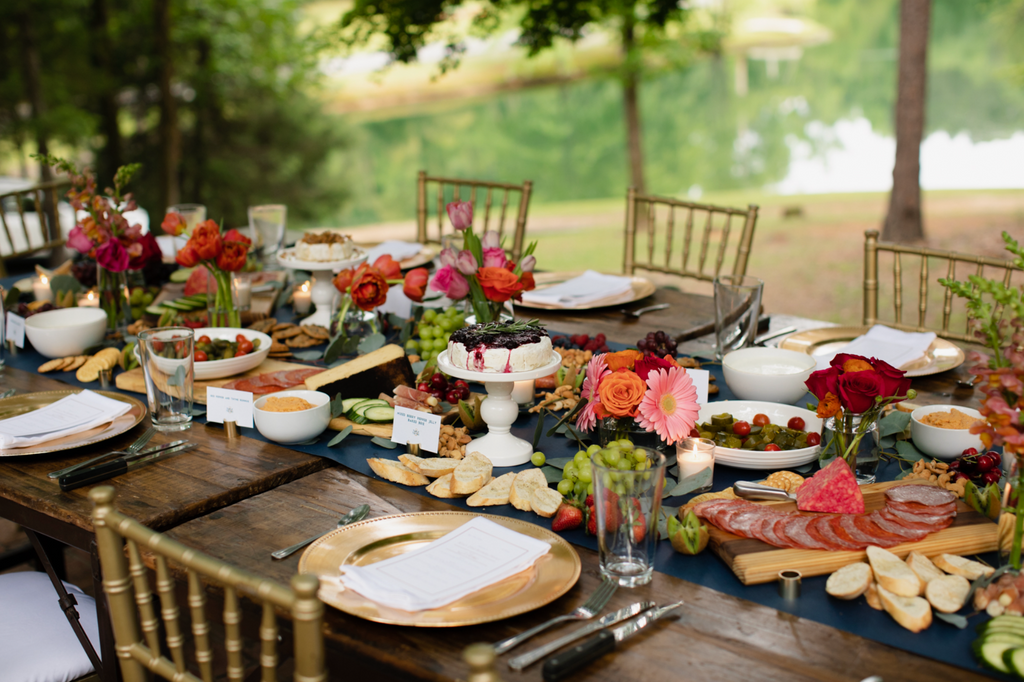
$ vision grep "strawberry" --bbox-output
[586,507,597,535]
[551,504,583,533]
[631,512,646,543]
[584,494,594,508]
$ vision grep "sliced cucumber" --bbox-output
[363,406,395,423]
[183,293,208,303]
[160,300,194,311]
[340,398,368,413]
[980,633,1024,646]
[145,305,166,316]
[169,267,194,283]
[352,399,390,416]
[979,618,1024,635]
[977,641,1016,673]
[1007,646,1024,676]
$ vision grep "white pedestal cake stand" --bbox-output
[436,351,562,467]
[276,247,368,327]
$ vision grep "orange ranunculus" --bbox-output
[604,349,643,372]
[190,220,223,260]
[333,267,357,294]
[841,357,874,373]
[403,267,429,302]
[215,241,248,272]
[475,266,523,302]
[597,369,647,418]
[816,392,842,420]
[373,254,402,280]
[350,266,388,311]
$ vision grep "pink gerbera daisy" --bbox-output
[577,355,611,432]
[636,367,699,445]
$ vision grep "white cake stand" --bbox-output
[277,247,368,327]
[436,351,562,467]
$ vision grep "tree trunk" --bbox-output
[883,0,931,243]
[155,0,181,212]
[91,0,122,184]
[621,12,646,193]
[17,5,52,186]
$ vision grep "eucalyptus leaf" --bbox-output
[358,332,386,355]
[564,424,590,445]
[878,411,911,438]
[331,393,346,419]
[934,612,969,629]
[794,462,816,475]
[167,364,187,387]
[411,360,426,374]
[895,440,926,461]
[399,318,414,344]
[292,350,324,361]
[387,313,406,330]
[532,410,546,449]
[328,426,354,447]
[371,436,399,449]
[541,466,563,484]
[547,457,572,470]
[667,468,712,497]
[188,407,207,417]
[879,435,897,449]
[324,334,348,365]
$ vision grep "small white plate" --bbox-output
[698,400,821,470]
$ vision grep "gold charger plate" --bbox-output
[779,326,966,378]
[516,271,656,311]
[0,390,147,457]
[298,511,581,627]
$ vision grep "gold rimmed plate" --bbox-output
[516,271,656,311]
[299,511,580,627]
[779,326,966,378]
[0,390,147,457]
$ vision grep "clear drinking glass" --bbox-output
[591,451,667,587]
[248,204,287,265]
[166,204,206,232]
[138,327,194,431]
[714,274,764,361]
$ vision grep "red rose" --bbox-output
[333,268,356,294]
[128,232,162,270]
[836,370,885,414]
[831,353,874,374]
[223,228,252,247]
[634,355,673,381]
[403,267,429,302]
[869,357,912,399]
[372,255,402,280]
[350,267,388,311]
[190,220,223,260]
[520,271,536,292]
[805,366,840,402]
[475,266,523,302]
[216,241,248,272]
[175,242,200,268]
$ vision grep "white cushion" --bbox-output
[0,571,101,682]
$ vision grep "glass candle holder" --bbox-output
[677,437,716,493]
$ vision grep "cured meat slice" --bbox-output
[851,514,906,548]
[724,508,770,539]
[395,385,434,402]
[778,516,833,550]
[759,513,797,548]
[284,368,320,384]
[878,508,953,533]
[692,499,746,520]
[829,515,869,550]
[838,514,901,548]
[885,484,957,507]
[394,396,431,411]
[377,392,397,407]
[708,500,758,527]
[817,514,865,550]
[882,505,955,527]
[747,514,774,544]
[868,511,932,540]
[806,515,845,551]
[886,499,957,517]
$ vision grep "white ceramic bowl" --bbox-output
[910,404,984,460]
[25,307,108,358]
[192,327,272,380]
[722,347,817,404]
[696,400,822,470]
[253,390,331,444]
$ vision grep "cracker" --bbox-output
[682,488,737,510]
[76,360,101,383]
[272,326,304,340]
[64,355,89,371]
[95,347,121,370]
[286,334,319,348]
[38,357,69,373]
[763,471,805,494]
[300,324,329,340]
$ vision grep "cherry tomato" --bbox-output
[752,413,770,427]
[235,334,248,343]
[234,350,247,357]
[787,417,806,431]
[732,421,751,436]
[198,335,212,344]
[962,447,979,456]
[764,443,782,451]
[194,350,208,362]
[806,432,821,446]
[238,339,254,354]
[689,427,701,438]
[152,341,165,352]
[174,340,187,356]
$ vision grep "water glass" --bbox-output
[714,274,764,361]
[166,204,206,232]
[591,451,667,587]
[138,327,194,431]
[677,437,716,493]
[248,204,287,264]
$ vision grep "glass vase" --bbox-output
[597,416,671,456]
[823,413,880,485]
[464,298,514,326]
[207,268,240,328]
[96,264,132,336]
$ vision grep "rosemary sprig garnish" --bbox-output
[474,319,546,334]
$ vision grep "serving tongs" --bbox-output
[734,480,796,502]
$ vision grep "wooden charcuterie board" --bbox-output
[328,416,393,438]
[707,480,998,585]
[115,359,314,405]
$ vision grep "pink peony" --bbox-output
[446,201,473,231]
[482,247,507,269]
[429,265,470,300]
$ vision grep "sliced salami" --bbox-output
[806,515,846,551]
[692,499,746,520]
[747,514,775,544]
[886,499,957,517]
[759,514,796,548]
[829,515,868,550]
[885,485,957,507]
[778,516,833,550]
[720,507,767,538]
[838,514,901,548]
[878,508,953,533]
[868,511,932,540]
[817,514,865,550]
[851,514,906,548]
[284,368,320,384]
[882,505,955,527]
[712,501,760,528]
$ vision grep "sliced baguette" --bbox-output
[864,582,883,611]
[467,472,517,507]
[906,551,946,591]
[531,487,564,518]
[925,574,971,614]
[866,545,922,597]
[367,458,429,487]
[932,553,995,581]
[877,584,932,633]
[825,562,873,600]
[509,468,547,512]
[450,452,493,495]
[398,454,459,478]
[426,473,464,498]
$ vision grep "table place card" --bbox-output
[205,387,254,428]
[685,368,711,404]
[390,405,442,453]
[5,312,24,348]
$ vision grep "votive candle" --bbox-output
[293,281,312,315]
[511,379,535,406]
[677,437,716,493]
[78,290,100,307]
[33,275,53,302]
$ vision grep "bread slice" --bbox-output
[467,472,517,507]
[367,458,429,487]
[825,562,873,600]
[925,574,971,614]
[509,468,547,512]
[865,582,883,611]
[932,553,995,581]
[532,487,563,518]
[398,454,458,478]
[426,474,464,498]
[450,452,493,495]
[906,551,946,591]
[877,584,932,633]
[866,545,922,597]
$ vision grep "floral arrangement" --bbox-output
[804,353,914,471]
[428,201,537,324]
[576,349,700,446]
[940,231,1024,567]
[163,213,252,327]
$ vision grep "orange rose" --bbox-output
[475,266,523,302]
[350,266,388,311]
[604,349,643,372]
[597,369,647,418]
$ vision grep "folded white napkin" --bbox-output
[334,517,550,612]
[521,270,634,307]
[365,241,424,265]
[0,390,132,449]
[813,324,937,371]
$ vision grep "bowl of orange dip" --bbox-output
[254,390,331,444]
[910,404,985,460]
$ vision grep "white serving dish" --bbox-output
[24,307,108,358]
[253,390,331,444]
[910,404,984,460]
[722,347,816,404]
[696,400,822,470]
[141,327,272,381]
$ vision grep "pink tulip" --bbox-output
[429,265,470,300]
[455,250,478,276]
[482,246,507,269]
[446,201,473,231]
[481,231,500,249]
[520,255,536,272]
[439,247,457,268]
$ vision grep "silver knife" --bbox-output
[509,601,655,671]
[541,601,684,682]
[59,442,197,491]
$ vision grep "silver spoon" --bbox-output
[621,303,670,318]
[271,504,370,560]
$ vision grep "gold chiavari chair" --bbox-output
[416,171,533,263]
[90,486,326,682]
[0,180,72,277]
[622,187,759,285]
[863,229,1024,344]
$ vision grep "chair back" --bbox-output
[416,171,533,262]
[623,187,759,284]
[863,229,1024,343]
[89,486,326,682]
[0,180,72,277]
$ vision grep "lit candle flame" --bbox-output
[87,291,95,301]
[40,275,48,285]
[300,281,310,293]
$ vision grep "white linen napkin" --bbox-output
[0,390,132,448]
[520,270,634,307]
[813,324,937,371]
[334,517,550,612]
[364,241,424,265]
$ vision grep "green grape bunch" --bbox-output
[557,438,654,501]
[405,306,466,362]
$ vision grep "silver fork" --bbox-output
[47,426,157,479]
[492,578,617,654]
